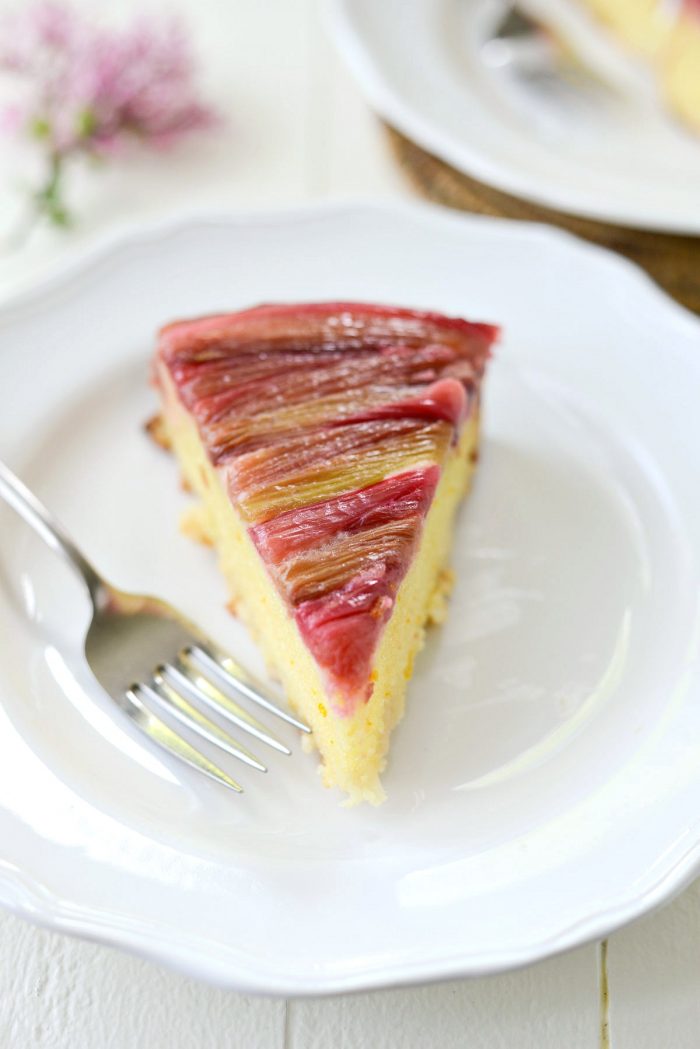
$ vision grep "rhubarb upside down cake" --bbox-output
[153,302,498,803]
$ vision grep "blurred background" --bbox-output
[0,0,407,300]
[1,0,698,307]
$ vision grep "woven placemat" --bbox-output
[386,125,700,315]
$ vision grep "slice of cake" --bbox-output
[154,302,497,803]
[579,0,700,132]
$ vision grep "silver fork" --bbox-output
[0,459,310,793]
[481,1,614,112]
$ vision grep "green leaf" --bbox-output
[30,117,51,140]
[49,205,71,227]
[76,108,96,138]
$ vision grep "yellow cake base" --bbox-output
[158,366,479,804]
[580,0,700,133]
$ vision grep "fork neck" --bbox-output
[0,459,103,608]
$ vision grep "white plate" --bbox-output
[0,202,699,995]
[328,0,700,233]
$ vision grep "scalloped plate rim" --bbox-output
[0,200,699,994]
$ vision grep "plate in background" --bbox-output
[0,202,699,993]
[328,0,700,233]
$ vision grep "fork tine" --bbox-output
[174,653,292,756]
[121,685,244,793]
[188,642,312,733]
[152,668,267,772]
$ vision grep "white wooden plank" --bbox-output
[0,2,310,1045]
[0,911,286,1049]
[294,20,602,1047]
[607,879,700,1049]
[288,945,600,1049]
[308,4,409,198]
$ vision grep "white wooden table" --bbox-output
[1,2,699,1045]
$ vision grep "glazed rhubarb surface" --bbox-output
[157,302,497,714]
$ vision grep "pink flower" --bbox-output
[0,2,218,229]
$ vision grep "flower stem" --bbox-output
[3,153,72,251]
[35,153,70,227]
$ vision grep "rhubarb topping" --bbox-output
[159,302,497,713]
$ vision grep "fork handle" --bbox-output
[0,458,102,604]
